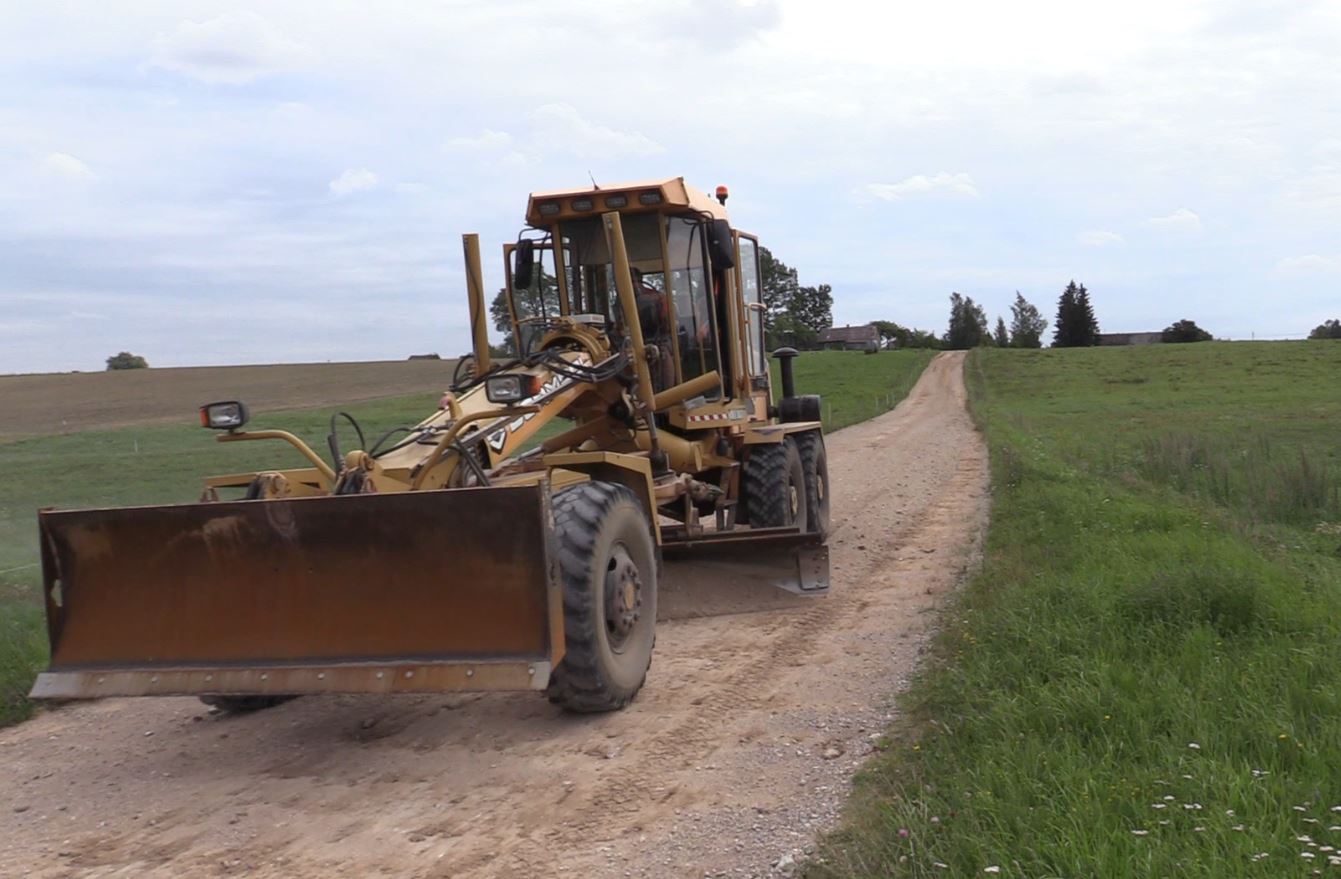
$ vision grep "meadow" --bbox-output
[0,348,932,726]
[813,341,1341,878]
[0,359,459,442]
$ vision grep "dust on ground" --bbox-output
[0,351,989,878]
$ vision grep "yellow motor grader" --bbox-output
[32,178,830,714]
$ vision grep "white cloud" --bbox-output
[39,151,95,181]
[859,173,979,201]
[529,103,664,158]
[448,130,514,151]
[328,168,379,196]
[1078,229,1125,247]
[653,0,781,47]
[1146,208,1202,232]
[1274,254,1341,276]
[148,12,312,85]
[446,129,531,167]
[1278,168,1341,215]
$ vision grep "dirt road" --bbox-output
[0,351,988,879]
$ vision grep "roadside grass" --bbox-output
[0,349,933,727]
[812,341,1341,878]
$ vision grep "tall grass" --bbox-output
[812,342,1341,878]
[1135,432,1340,525]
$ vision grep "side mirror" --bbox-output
[513,240,535,290]
[707,219,736,272]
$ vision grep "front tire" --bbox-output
[546,481,658,713]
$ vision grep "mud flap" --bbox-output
[31,485,562,700]
[657,529,829,621]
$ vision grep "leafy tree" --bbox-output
[1008,292,1048,348]
[944,292,989,350]
[993,316,1009,348]
[489,273,561,354]
[1309,319,1341,340]
[788,283,833,335]
[1052,280,1100,347]
[769,313,819,350]
[105,351,148,370]
[1161,319,1213,343]
[759,246,800,333]
[870,321,941,349]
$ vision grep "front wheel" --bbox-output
[546,481,658,713]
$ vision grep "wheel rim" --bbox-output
[603,542,643,652]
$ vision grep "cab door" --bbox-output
[735,234,767,384]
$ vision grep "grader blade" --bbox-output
[30,485,561,700]
[658,529,829,621]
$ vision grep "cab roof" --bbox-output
[525,176,729,226]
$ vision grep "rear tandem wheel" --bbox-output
[794,430,830,539]
[741,437,809,531]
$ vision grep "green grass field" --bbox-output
[0,349,932,726]
[813,341,1341,878]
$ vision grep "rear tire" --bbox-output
[794,431,830,539]
[741,438,808,531]
[199,695,295,714]
[546,481,657,713]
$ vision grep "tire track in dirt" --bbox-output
[0,351,988,879]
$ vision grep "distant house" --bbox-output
[817,324,880,351]
[1097,332,1162,347]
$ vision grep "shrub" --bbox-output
[1161,319,1213,343]
[105,351,149,370]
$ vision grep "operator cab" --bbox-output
[504,178,767,405]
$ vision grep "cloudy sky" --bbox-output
[3,1,1338,373]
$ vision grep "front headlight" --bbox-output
[199,400,249,430]
[485,375,525,404]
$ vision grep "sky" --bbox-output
[2,0,1339,373]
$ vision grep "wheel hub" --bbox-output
[604,544,642,649]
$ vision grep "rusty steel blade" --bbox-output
[658,528,829,621]
[32,485,562,699]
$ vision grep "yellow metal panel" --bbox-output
[543,451,660,543]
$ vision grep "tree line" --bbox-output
[872,280,1235,350]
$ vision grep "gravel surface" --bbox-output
[0,351,989,878]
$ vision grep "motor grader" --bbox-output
[32,177,830,714]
